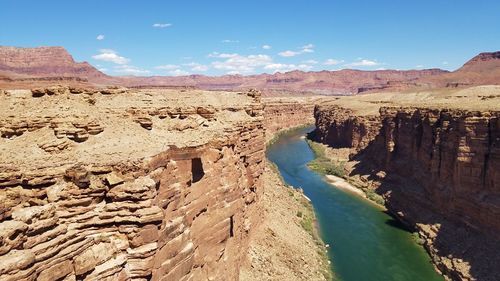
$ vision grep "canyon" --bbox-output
[1,45,500,281]
[311,87,500,280]
[0,85,328,281]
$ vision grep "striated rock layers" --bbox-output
[0,87,265,281]
[2,46,499,95]
[0,47,111,86]
[313,105,381,151]
[263,99,316,141]
[313,105,500,280]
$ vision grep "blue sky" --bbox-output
[1,0,499,76]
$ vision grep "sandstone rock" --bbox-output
[105,172,125,187]
[0,221,28,255]
[0,88,265,281]
[74,242,117,276]
[0,249,35,275]
[11,204,55,224]
[64,166,90,188]
[37,260,73,281]
[135,117,153,130]
[314,104,500,280]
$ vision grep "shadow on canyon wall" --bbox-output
[308,115,500,281]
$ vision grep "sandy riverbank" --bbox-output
[325,175,365,197]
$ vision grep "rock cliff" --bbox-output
[263,98,317,141]
[313,100,500,280]
[0,47,110,85]
[0,87,265,281]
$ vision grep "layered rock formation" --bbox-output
[2,46,483,95]
[313,105,381,151]
[0,87,265,281]
[312,98,500,280]
[3,46,499,95]
[263,98,318,141]
[0,47,111,86]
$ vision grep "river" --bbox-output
[266,126,444,281]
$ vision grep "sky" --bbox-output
[1,0,499,76]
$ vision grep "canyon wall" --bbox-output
[313,104,500,280]
[263,99,316,141]
[313,105,381,151]
[0,88,265,281]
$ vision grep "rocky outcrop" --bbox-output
[313,105,500,280]
[0,46,110,83]
[313,105,381,151]
[263,99,316,141]
[366,108,500,233]
[0,88,265,281]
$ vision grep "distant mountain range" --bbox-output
[1,46,499,94]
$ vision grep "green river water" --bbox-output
[266,126,444,281]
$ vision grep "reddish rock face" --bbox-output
[313,105,500,280]
[0,88,265,281]
[369,108,500,232]
[263,100,316,140]
[313,105,381,151]
[2,46,498,94]
[0,46,109,82]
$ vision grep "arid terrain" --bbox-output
[0,45,499,281]
[311,86,500,280]
[1,46,498,95]
[0,84,330,281]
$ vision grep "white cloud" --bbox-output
[153,23,172,28]
[278,43,315,57]
[114,65,150,75]
[98,68,108,72]
[212,53,272,73]
[278,50,301,57]
[155,64,180,70]
[416,65,424,68]
[96,34,105,40]
[301,44,314,53]
[323,59,344,65]
[262,45,272,50]
[442,61,449,65]
[169,69,190,76]
[92,49,130,65]
[302,59,319,64]
[208,52,239,58]
[222,39,239,43]
[184,62,209,72]
[264,63,313,73]
[345,59,379,67]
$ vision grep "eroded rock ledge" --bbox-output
[0,87,264,281]
[313,104,500,281]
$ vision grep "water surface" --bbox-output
[266,126,444,281]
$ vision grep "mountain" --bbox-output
[418,51,500,87]
[0,46,114,87]
[120,69,448,95]
[0,46,499,94]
